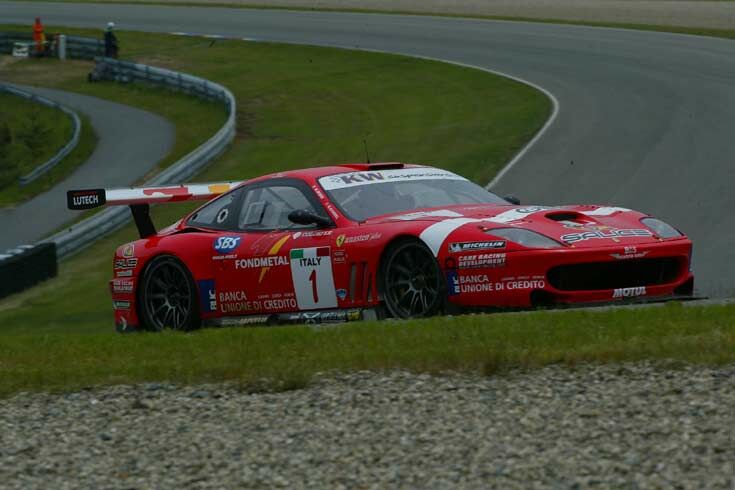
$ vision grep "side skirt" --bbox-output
[204,308,378,328]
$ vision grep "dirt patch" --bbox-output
[0,57,90,85]
[0,55,22,71]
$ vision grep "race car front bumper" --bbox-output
[443,239,693,309]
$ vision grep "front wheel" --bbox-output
[138,255,200,331]
[380,239,444,319]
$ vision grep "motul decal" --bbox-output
[613,287,646,298]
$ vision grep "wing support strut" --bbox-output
[130,204,156,239]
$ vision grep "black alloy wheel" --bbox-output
[139,255,199,331]
[381,239,444,319]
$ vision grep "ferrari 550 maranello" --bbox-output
[67,163,694,332]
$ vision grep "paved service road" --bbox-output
[3,3,734,297]
[0,85,174,250]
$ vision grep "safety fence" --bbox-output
[0,83,83,186]
[0,31,104,59]
[46,57,237,259]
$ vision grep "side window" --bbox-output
[238,185,324,230]
[187,190,240,229]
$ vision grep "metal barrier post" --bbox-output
[58,34,66,60]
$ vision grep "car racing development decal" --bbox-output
[289,247,337,310]
[456,253,506,269]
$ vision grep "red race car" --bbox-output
[67,163,694,332]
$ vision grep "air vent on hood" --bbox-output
[545,211,583,222]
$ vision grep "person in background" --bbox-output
[104,22,118,58]
[32,17,46,56]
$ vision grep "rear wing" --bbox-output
[66,182,244,210]
[66,182,244,238]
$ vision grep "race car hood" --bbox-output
[374,204,678,251]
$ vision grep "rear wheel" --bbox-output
[139,255,199,331]
[380,239,444,319]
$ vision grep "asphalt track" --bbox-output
[3,3,734,297]
[0,84,174,249]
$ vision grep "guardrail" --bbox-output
[0,83,83,186]
[45,57,236,259]
[0,32,104,59]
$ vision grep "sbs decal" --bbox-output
[289,247,337,310]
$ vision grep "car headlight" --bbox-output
[641,218,682,238]
[488,228,562,249]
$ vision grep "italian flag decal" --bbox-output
[290,247,330,259]
[289,247,337,310]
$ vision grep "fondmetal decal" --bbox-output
[236,256,288,269]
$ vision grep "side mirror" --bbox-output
[288,209,332,227]
[504,195,521,205]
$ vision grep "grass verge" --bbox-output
[16,0,735,40]
[0,92,97,206]
[0,26,550,339]
[0,302,733,397]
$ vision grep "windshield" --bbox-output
[319,167,507,221]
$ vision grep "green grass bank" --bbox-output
[0,302,733,397]
[0,91,97,206]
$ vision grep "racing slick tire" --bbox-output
[380,238,444,319]
[138,255,201,332]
